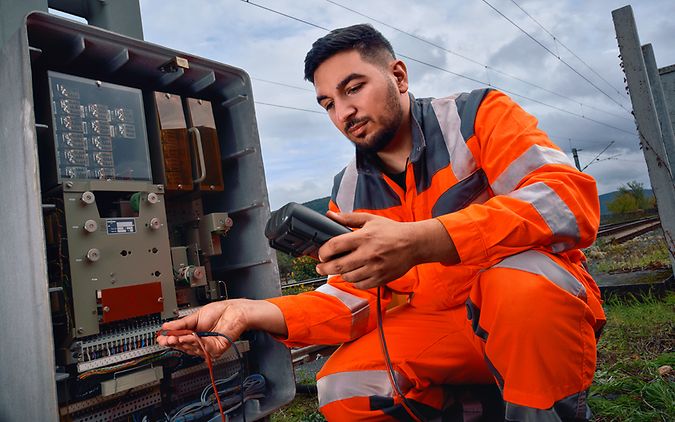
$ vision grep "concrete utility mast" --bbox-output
[612,5,675,272]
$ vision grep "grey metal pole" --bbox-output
[643,43,675,184]
[0,0,48,49]
[612,5,675,270]
[572,148,582,171]
[48,0,144,39]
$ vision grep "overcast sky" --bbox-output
[135,0,674,209]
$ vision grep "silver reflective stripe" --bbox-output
[431,97,477,180]
[495,250,586,300]
[509,182,580,251]
[335,158,358,213]
[316,282,370,335]
[317,369,412,407]
[492,144,574,194]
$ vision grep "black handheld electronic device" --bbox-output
[265,202,351,259]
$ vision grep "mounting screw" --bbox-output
[157,185,164,191]
[147,193,159,204]
[84,219,98,233]
[165,93,171,99]
[103,306,110,313]
[86,248,101,262]
[65,181,73,189]
[149,217,161,230]
[95,80,102,87]
[209,185,215,191]
[81,191,95,205]
[157,297,164,303]
[77,327,84,334]
[177,184,183,190]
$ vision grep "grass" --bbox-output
[589,291,674,421]
[271,394,325,422]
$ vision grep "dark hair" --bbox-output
[304,24,396,83]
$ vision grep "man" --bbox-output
[157,24,606,421]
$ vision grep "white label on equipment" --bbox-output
[106,218,136,234]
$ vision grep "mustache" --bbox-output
[344,117,369,133]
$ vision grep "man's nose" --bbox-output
[335,101,356,124]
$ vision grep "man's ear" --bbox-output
[391,60,409,93]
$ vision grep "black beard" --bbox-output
[349,80,403,153]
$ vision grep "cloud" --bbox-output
[138,0,675,207]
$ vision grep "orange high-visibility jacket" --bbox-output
[268,89,604,347]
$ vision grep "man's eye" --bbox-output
[324,102,334,110]
[347,84,362,95]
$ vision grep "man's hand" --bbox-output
[315,212,460,289]
[156,299,287,359]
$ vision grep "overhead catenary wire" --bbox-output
[252,77,314,92]
[480,0,632,114]
[508,0,628,101]
[238,0,637,137]
[325,0,631,122]
[254,101,325,114]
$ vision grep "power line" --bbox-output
[242,0,329,31]
[325,0,631,122]
[238,0,637,136]
[255,101,325,114]
[509,0,627,101]
[582,140,615,171]
[400,54,636,135]
[480,0,632,114]
[252,77,314,92]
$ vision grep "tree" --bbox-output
[608,181,654,214]
[290,256,320,281]
[607,192,639,214]
[276,251,293,281]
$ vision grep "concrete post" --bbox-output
[612,5,675,270]
[642,44,675,184]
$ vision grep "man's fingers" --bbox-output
[352,277,379,290]
[326,211,373,228]
[317,230,362,263]
[161,311,198,331]
[339,265,371,284]
[316,252,364,276]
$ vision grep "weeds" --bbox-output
[584,231,670,274]
[589,292,674,421]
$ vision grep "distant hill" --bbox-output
[303,196,330,214]
[599,189,653,216]
[301,191,653,218]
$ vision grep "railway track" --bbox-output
[597,216,661,243]
[281,276,328,291]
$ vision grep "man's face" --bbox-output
[314,50,404,153]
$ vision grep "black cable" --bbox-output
[376,286,425,422]
[196,332,246,422]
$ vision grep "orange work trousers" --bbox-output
[317,250,602,421]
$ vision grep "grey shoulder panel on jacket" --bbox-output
[454,88,493,141]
